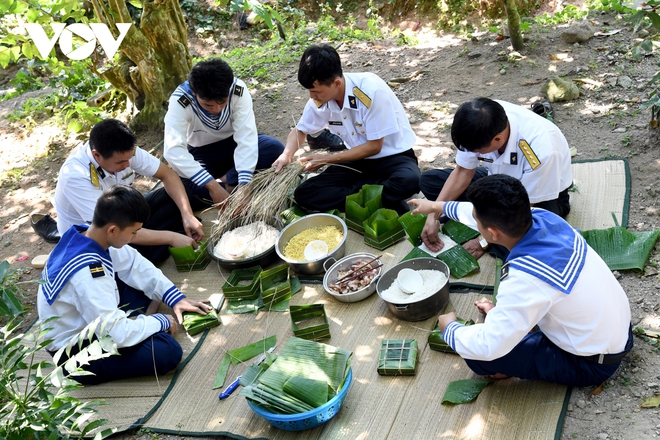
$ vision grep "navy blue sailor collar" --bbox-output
[177,80,234,130]
[504,209,587,294]
[41,224,113,305]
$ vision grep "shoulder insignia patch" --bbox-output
[177,95,192,108]
[89,263,105,278]
[233,84,244,97]
[352,87,371,109]
[89,163,100,187]
[500,262,509,280]
[518,140,541,170]
[313,99,324,108]
[348,96,358,109]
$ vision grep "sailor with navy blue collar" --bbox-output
[409,175,632,387]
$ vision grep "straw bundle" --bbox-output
[210,162,304,243]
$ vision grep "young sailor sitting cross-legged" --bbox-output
[37,184,211,385]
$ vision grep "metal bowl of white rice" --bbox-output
[275,213,347,275]
[208,217,283,270]
[376,258,450,321]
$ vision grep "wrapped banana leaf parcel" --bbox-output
[240,336,352,414]
[182,309,220,336]
[377,339,418,376]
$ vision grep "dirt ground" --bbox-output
[2,8,660,440]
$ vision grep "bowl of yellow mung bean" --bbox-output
[275,213,347,275]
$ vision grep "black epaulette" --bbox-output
[500,262,509,281]
[233,84,244,97]
[89,262,105,278]
[177,95,192,108]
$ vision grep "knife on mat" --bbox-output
[218,345,276,400]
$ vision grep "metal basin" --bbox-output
[376,258,450,321]
[275,213,347,275]
[322,253,382,303]
[207,217,282,270]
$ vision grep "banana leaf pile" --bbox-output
[582,227,660,271]
[377,339,418,376]
[428,317,475,353]
[363,208,406,250]
[240,336,352,414]
[182,309,220,336]
[345,184,383,233]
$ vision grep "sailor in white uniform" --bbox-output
[164,58,284,210]
[408,175,632,387]
[39,185,211,385]
[273,44,420,215]
[418,98,573,259]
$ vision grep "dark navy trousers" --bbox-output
[294,148,421,215]
[129,134,284,264]
[464,326,633,387]
[52,279,183,385]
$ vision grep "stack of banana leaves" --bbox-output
[240,336,352,414]
[428,317,475,353]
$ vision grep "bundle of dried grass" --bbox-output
[210,162,304,243]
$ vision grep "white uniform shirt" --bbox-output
[296,72,416,159]
[442,202,631,361]
[37,238,184,351]
[163,78,259,186]
[455,100,573,204]
[52,141,161,235]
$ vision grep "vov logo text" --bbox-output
[24,23,132,61]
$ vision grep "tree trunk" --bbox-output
[90,0,192,130]
[503,0,524,51]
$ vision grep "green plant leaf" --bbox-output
[442,378,492,404]
[398,211,427,246]
[213,354,232,389]
[641,394,660,408]
[227,335,276,365]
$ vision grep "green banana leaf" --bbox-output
[442,220,480,244]
[363,209,401,238]
[442,378,492,404]
[226,296,263,314]
[345,184,383,223]
[263,276,302,312]
[428,318,475,353]
[213,354,232,389]
[377,339,418,376]
[227,335,277,365]
[582,227,660,271]
[398,211,428,246]
[437,245,480,279]
[290,304,330,341]
[283,377,329,408]
[280,205,308,226]
[400,246,434,262]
